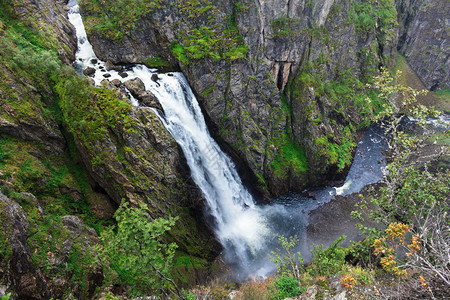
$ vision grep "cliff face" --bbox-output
[80,0,402,196]
[397,0,449,90]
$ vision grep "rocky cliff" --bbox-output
[397,0,449,90]
[1,0,448,297]
[79,0,405,197]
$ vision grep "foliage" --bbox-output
[0,203,13,264]
[268,275,303,300]
[270,16,301,38]
[0,293,11,300]
[309,235,347,277]
[235,280,270,300]
[270,135,308,178]
[349,0,397,38]
[141,56,172,69]
[80,0,161,40]
[354,69,450,294]
[269,235,304,281]
[97,201,181,297]
[171,1,249,65]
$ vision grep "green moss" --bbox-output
[170,1,249,65]
[270,15,301,38]
[435,89,450,100]
[270,134,308,177]
[80,0,161,40]
[141,56,172,69]
[0,203,13,264]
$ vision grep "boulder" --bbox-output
[140,91,163,111]
[124,77,145,96]
[105,60,123,71]
[83,66,96,76]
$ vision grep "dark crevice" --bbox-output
[276,62,284,90]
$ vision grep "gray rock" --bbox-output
[398,0,450,90]
[0,192,104,299]
[105,60,123,71]
[140,91,163,111]
[110,79,122,87]
[83,66,96,76]
[124,77,145,96]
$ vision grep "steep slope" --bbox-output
[0,0,220,297]
[397,0,449,90]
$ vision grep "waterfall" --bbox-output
[68,1,390,279]
[68,2,269,275]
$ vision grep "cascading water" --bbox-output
[67,0,389,279]
[68,0,269,275]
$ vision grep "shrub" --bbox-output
[268,275,302,300]
[309,235,347,277]
[97,201,180,297]
[235,280,270,300]
[269,235,304,281]
[354,69,450,295]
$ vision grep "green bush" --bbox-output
[309,235,347,277]
[268,275,302,300]
[97,201,180,297]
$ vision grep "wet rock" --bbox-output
[110,79,122,87]
[103,73,111,78]
[151,73,159,82]
[118,71,128,78]
[140,91,163,111]
[90,58,98,64]
[124,77,145,95]
[83,67,96,76]
[302,190,317,200]
[124,78,162,110]
[105,60,122,71]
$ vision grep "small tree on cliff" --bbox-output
[96,201,182,298]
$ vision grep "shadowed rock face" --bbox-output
[397,0,449,91]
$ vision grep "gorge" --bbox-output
[0,0,448,299]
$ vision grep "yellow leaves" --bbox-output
[372,222,416,279]
[407,235,421,256]
[385,222,409,244]
[341,274,357,290]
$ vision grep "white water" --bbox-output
[67,1,389,279]
[68,1,269,274]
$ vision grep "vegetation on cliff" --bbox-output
[0,2,217,298]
